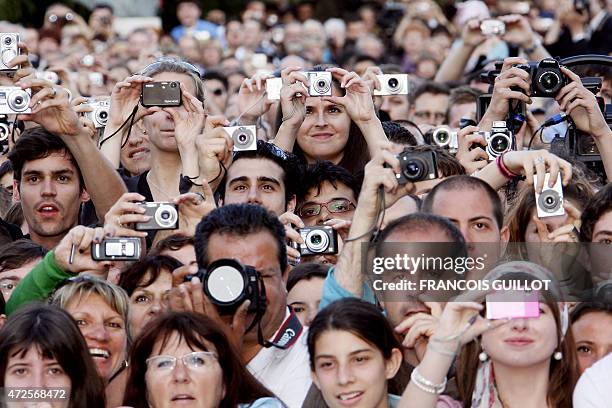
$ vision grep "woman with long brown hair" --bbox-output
[399,261,579,408]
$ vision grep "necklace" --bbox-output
[146,172,175,201]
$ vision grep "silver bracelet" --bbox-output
[410,366,447,395]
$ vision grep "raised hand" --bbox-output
[324,67,376,124]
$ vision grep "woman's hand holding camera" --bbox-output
[482,57,531,126]
[5,42,36,83]
[279,211,305,265]
[503,150,572,193]
[279,67,308,128]
[456,125,489,175]
[237,72,275,124]
[71,96,96,137]
[16,77,82,137]
[395,302,443,362]
[103,192,149,238]
[173,190,216,236]
[499,14,540,51]
[54,225,114,278]
[108,74,157,128]
[533,201,582,243]
[195,115,232,190]
[325,67,376,125]
[461,19,486,48]
[557,67,611,141]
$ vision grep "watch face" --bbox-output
[207,265,245,303]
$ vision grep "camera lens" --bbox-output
[489,133,510,155]
[433,128,450,147]
[0,124,8,142]
[207,266,245,303]
[96,108,109,126]
[539,71,560,93]
[232,127,253,149]
[387,77,401,93]
[155,204,177,228]
[49,14,58,23]
[538,190,561,213]
[313,76,331,94]
[8,90,29,112]
[403,158,425,181]
[170,82,178,88]
[3,36,12,46]
[305,230,330,253]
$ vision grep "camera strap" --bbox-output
[258,307,303,350]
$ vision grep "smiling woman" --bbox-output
[50,275,130,408]
[308,298,404,408]
[0,303,106,408]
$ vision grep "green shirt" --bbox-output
[6,251,72,315]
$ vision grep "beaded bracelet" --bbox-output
[410,366,447,395]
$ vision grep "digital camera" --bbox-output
[431,127,458,152]
[91,237,141,261]
[187,259,267,316]
[224,125,257,151]
[534,173,565,218]
[303,71,332,97]
[373,74,409,96]
[395,149,439,184]
[292,226,339,256]
[0,114,9,150]
[516,59,568,98]
[265,77,282,100]
[83,99,110,129]
[141,81,182,107]
[0,87,31,114]
[480,19,505,36]
[134,202,179,231]
[478,121,513,160]
[0,33,19,72]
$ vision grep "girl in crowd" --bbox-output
[50,275,130,408]
[123,311,285,407]
[308,297,413,408]
[0,303,106,407]
[399,261,578,408]
[271,66,388,174]
[118,254,183,338]
[570,300,612,374]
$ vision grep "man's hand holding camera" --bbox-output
[503,150,572,192]
[54,225,115,279]
[237,72,275,124]
[325,67,376,125]
[195,115,232,190]
[456,125,489,174]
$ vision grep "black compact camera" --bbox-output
[141,81,182,107]
[91,237,141,261]
[292,226,338,256]
[187,259,267,316]
[134,202,179,231]
[516,59,568,98]
[394,149,439,184]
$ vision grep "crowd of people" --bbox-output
[0,0,611,407]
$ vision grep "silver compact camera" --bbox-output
[0,87,31,114]
[373,74,409,96]
[303,71,332,96]
[534,173,565,218]
[480,19,505,36]
[92,237,141,261]
[135,202,179,231]
[292,226,339,256]
[0,33,19,71]
[478,121,512,160]
[36,70,59,84]
[225,125,257,151]
[83,99,109,129]
[432,127,458,153]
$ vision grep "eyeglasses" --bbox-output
[146,351,218,373]
[140,57,201,77]
[298,198,355,218]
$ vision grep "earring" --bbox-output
[479,351,488,362]
[553,351,562,361]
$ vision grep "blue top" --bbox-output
[319,267,377,311]
[171,20,220,42]
[239,397,286,407]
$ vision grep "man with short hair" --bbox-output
[202,70,229,115]
[447,86,482,128]
[194,204,311,407]
[579,184,612,285]
[409,81,450,127]
[220,141,301,216]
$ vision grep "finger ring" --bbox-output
[51,87,57,98]
[195,192,205,203]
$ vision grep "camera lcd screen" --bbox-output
[105,242,135,257]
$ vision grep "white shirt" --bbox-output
[247,309,312,408]
[573,353,612,408]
